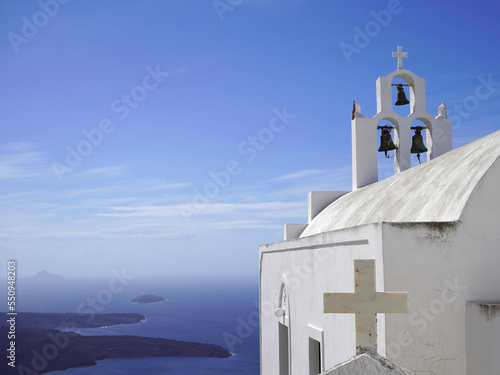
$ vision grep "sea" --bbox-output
[5,275,260,375]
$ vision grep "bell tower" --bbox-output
[351,46,452,190]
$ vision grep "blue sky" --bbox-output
[1,0,499,278]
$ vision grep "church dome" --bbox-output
[300,130,500,238]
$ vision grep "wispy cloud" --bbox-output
[64,179,190,197]
[272,169,329,181]
[0,143,39,152]
[265,167,352,201]
[201,219,275,231]
[82,166,125,176]
[0,149,52,179]
[36,227,184,240]
[0,191,46,200]
[96,200,306,219]
[0,155,315,245]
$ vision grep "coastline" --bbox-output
[1,312,231,374]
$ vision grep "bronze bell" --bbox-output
[378,129,397,157]
[411,128,428,154]
[395,84,410,106]
[411,127,428,164]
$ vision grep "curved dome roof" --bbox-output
[300,130,500,238]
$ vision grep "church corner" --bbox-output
[258,46,500,375]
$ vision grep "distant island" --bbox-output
[1,312,230,374]
[22,270,65,282]
[131,294,166,304]
[0,326,230,374]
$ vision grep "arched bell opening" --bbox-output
[391,77,413,117]
[410,119,429,166]
[377,118,399,180]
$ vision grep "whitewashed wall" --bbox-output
[260,141,499,375]
[259,225,385,375]
[382,156,500,375]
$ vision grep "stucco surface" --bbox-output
[301,130,500,237]
[322,353,414,375]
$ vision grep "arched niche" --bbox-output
[376,68,425,117]
[276,274,290,327]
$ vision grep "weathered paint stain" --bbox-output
[390,221,459,246]
[477,303,500,321]
[390,221,459,234]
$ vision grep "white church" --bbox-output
[259,47,500,375]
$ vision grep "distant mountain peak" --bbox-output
[26,270,65,281]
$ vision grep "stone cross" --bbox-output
[324,259,408,354]
[392,46,407,70]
